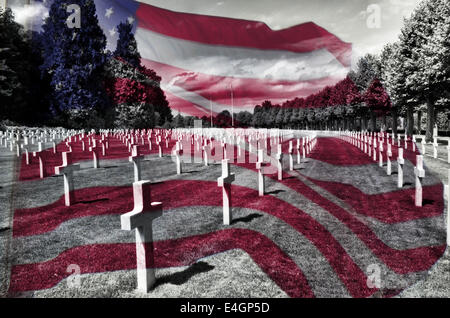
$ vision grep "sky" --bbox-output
[138,0,422,68]
[7,0,422,66]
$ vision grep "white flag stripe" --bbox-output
[135,27,349,82]
[161,83,250,115]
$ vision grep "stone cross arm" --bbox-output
[414,166,425,178]
[55,163,80,175]
[218,173,235,187]
[121,202,163,231]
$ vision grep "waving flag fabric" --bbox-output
[8,135,446,297]
[93,0,352,117]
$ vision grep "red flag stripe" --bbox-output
[8,228,314,297]
[136,3,352,67]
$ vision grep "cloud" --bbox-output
[11,3,49,26]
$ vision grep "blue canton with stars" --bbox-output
[93,0,139,50]
[34,0,140,51]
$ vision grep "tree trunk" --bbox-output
[425,95,435,143]
[406,105,414,137]
[370,111,376,132]
[417,111,422,135]
[392,108,398,139]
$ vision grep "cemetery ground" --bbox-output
[0,132,449,298]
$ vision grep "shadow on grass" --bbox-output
[183,170,201,174]
[265,189,285,195]
[76,198,109,204]
[0,226,10,233]
[231,213,262,225]
[153,261,214,288]
[403,182,413,186]
[423,199,435,206]
[101,165,120,169]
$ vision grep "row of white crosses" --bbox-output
[117,128,317,293]
[339,130,426,207]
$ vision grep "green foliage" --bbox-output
[0,8,50,125]
[114,103,155,129]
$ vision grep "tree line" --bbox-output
[173,0,450,142]
[1,1,173,129]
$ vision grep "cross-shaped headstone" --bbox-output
[157,140,162,158]
[288,140,294,171]
[202,144,210,166]
[173,142,183,175]
[414,155,425,207]
[55,152,80,206]
[445,169,450,246]
[120,180,163,293]
[364,135,368,154]
[386,143,392,175]
[378,142,383,167]
[276,143,283,181]
[302,138,306,159]
[433,138,438,159]
[372,138,377,161]
[89,146,100,169]
[217,159,235,225]
[256,149,265,197]
[38,152,45,179]
[129,145,144,182]
[397,148,405,188]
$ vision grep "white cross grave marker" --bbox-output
[55,152,80,206]
[89,146,100,169]
[414,155,425,207]
[217,159,235,225]
[173,141,183,175]
[129,145,144,182]
[387,143,392,175]
[276,143,283,181]
[397,148,404,188]
[433,138,438,159]
[288,140,294,171]
[256,149,265,197]
[120,180,163,293]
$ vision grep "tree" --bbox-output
[114,21,141,67]
[40,0,109,128]
[105,58,170,128]
[173,113,184,128]
[114,102,155,129]
[216,110,232,127]
[283,107,293,127]
[235,111,252,127]
[251,105,264,127]
[364,79,392,131]
[420,0,450,140]
[0,8,49,125]
[380,42,404,137]
[349,54,382,131]
[348,54,381,92]
[393,0,450,140]
[275,107,284,128]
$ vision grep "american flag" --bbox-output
[5,131,447,297]
[92,0,352,117]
